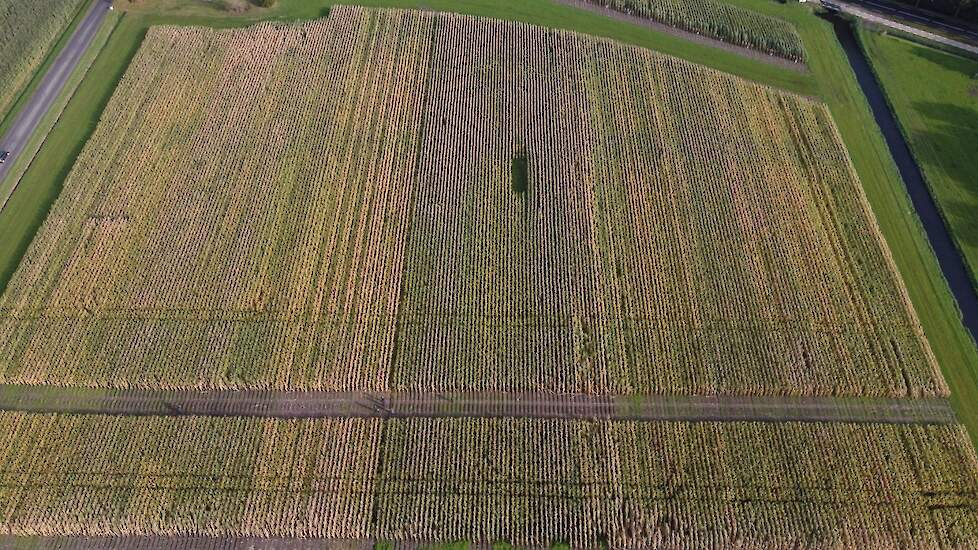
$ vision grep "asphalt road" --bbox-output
[0,0,112,186]
[824,0,978,55]
[0,385,957,424]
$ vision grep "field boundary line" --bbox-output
[0,386,956,424]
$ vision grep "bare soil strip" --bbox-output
[551,0,808,71]
[0,385,955,424]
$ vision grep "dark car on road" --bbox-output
[0,150,9,164]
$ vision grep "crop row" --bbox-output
[0,0,85,118]
[0,412,975,547]
[0,7,944,397]
[583,0,806,61]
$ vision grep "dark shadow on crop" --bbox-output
[511,151,528,194]
[0,25,147,297]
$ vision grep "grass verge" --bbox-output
[0,12,141,294]
[731,0,978,447]
[828,24,978,449]
[0,11,120,209]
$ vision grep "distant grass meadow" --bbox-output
[1,0,977,446]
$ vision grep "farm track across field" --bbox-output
[0,385,956,424]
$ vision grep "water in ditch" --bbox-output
[823,11,978,347]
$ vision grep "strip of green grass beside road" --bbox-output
[0,11,136,295]
[0,11,120,209]
[0,0,95,139]
[1,0,977,449]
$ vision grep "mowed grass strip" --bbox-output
[0,412,976,546]
[0,12,142,298]
[0,8,944,397]
[0,9,120,209]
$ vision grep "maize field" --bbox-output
[583,0,806,61]
[0,0,86,118]
[0,412,975,547]
[0,7,944,397]
[0,9,974,547]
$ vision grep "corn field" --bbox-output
[0,412,975,547]
[583,0,806,61]
[0,0,86,118]
[0,7,945,398]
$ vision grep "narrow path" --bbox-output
[0,385,956,424]
[824,0,978,56]
[826,14,978,347]
[551,0,807,71]
[0,0,112,203]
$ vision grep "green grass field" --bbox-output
[858,28,978,288]
[2,0,977,445]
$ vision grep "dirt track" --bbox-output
[0,385,955,424]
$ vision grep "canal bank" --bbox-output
[824,11,978,347]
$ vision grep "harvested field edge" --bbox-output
[0,385,956,424]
